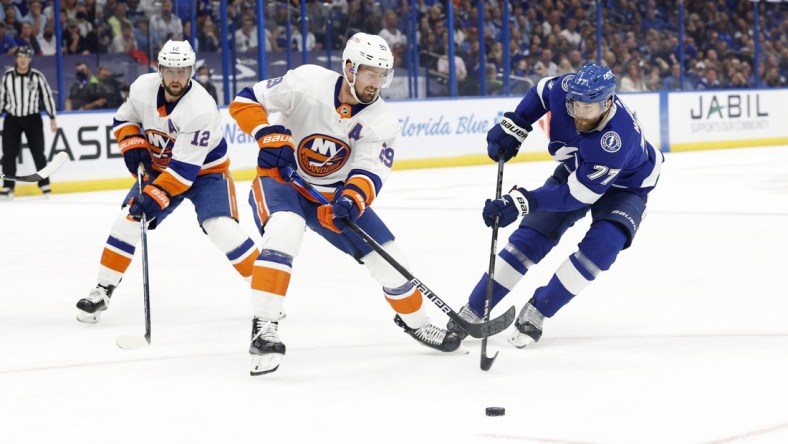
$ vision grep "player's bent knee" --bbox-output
[508,228,555,265]
[203,216,247,251]
[259,211,306,258]
[577,221,627,271]
[363,241,411,289]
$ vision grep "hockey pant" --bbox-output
[96,172,258,287]
[468,188,646,318]
[248,177,430,328]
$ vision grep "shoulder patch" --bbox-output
[561,75,574,92]
[601,131,622,153]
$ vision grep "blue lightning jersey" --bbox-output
[514,74,664,212]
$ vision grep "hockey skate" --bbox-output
[249,318,286,376]
[76,285,115,323]
[0,188,13,201]
[446,304,482,340]
[394,315,462,352]
[508,298,544,348]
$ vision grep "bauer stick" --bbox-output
[0,152,68,182]
[116,164,152,349]
[288,171,515,339]
[480,156,506,371]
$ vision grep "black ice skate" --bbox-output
[76,284,115,323]
[394,315,461,352]
[249,318,286,376]
[446,304,482,340]
[508,298,544,348]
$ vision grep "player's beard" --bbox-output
[163,80,187,99]
[355,84,379,104]
[573,117,599,133]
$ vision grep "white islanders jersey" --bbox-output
[232,64,400,203]
[113,73,230,196]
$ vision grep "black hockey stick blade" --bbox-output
[480,350,499,371]
[454,305,515,339]
[0,152,68,182]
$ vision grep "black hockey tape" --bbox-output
[485,407,505,416]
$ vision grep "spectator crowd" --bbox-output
[1,0,785,105]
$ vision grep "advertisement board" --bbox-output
[5,88,784,195]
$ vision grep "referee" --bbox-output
[0,46,57,200]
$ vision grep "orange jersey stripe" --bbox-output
[385,287,424,315]
[153,171,190,196]
[114,124,142,142]
[229,101,269,135]
[223,171,239,219]
[345,176,376,206]
[252,265,292,296]
[251,178,270,224]
[100,248,133,274]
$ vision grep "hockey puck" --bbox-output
[485,407,505,416]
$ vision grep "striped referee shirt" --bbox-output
[0,67,56,118]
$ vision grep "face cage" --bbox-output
[566,98,610,120]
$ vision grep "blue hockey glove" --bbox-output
[318,193,363,234]
[255,125,297,183]
[487,112,532,162]
[482,188,531,228]
[119,135,152,177]
[128,184,171,221]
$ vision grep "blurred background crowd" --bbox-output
[1,0,785,108]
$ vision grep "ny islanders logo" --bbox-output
[298,134,351,177]
[145,130,176,167]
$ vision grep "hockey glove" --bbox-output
[482,187,531,228]
[317,192,364,234]
[255,125,297,183]
[486,112,532,162]
[128,184,171,221]
[119,135,152,177]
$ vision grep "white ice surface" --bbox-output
[1,146,787,443]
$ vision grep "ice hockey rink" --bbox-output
[1,146,787,444]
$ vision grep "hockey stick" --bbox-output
[289,171,515,339]
[116,164,152,349]
[480,156,506,371]
[0,152,68,182]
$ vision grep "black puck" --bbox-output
[485,407,505,416]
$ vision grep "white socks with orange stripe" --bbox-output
[96,210,141,287]
[385,283,428,329]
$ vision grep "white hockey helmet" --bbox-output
[158,39,196,77]
[342,33,394,90]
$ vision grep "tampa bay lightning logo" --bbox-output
[601,131,622,153]
[548,141,578,161]
[561,75,574,92]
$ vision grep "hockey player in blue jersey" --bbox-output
[447,63,664,348]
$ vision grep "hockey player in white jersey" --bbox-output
[230,32,461,375]
[76,40,260,323]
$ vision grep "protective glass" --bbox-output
[566,100,608,120]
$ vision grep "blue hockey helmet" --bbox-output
[566,63,616,120]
